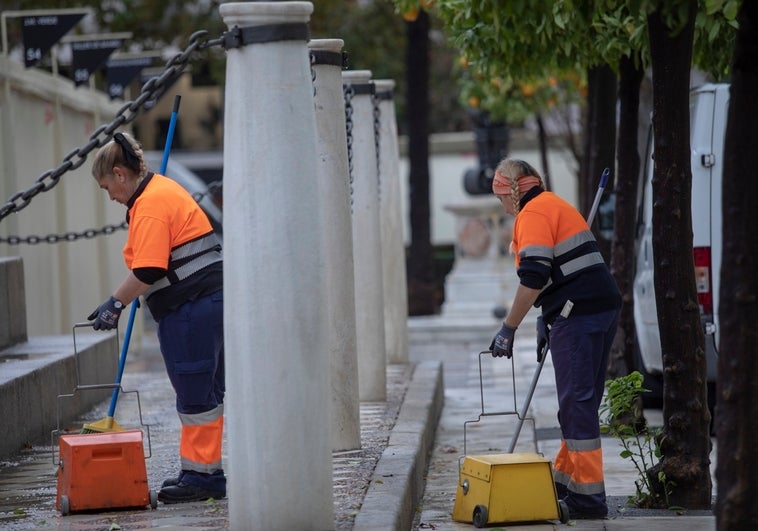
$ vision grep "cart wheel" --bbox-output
[558,499,569,524]
[150,490,158,509]
[59,495,70,516]
[472,504,488,528]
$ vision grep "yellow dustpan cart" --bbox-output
[452,351,569,527]
[453,453,566,526]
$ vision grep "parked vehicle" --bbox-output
[632,83,727,411]
[143,152,223,236]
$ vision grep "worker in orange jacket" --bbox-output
[88,132,225,504]
[489,158,621,519]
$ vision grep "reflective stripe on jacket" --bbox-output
[124,173,222,320]
[513,189,621,323]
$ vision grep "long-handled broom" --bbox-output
[82,95,182,434]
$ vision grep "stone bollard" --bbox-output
[374,79,409,365]
[309,38,361,452]
[221,2,332,529]
[343,70,386,402]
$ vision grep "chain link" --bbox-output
[0,30,223,226]
[372,93,382,206]
[0,178,224,246]
[343,84,355,213]
[309,51,317,98]
[0,222,128,245]
[191,179,223,204]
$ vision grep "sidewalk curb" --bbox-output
[353,360,444,531]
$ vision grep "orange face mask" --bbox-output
[492,171,541,195]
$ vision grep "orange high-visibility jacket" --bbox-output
[512,189,620,323]
[124,173,222,320]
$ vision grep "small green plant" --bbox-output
[600,371,674,508]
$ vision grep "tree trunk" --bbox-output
[536,114,552,191]
[607,53,644,381]
[715,1,758,527]
[405,9,436,315]
[647,7,712,509]
[581,64,616,262]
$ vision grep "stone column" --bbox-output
[441,196,510,319]
[221,3,332,529]
[343,70,386,401]
[374,79,409,364]
[309,38,361,451]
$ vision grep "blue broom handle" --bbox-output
[586,167,610,227]
[106,94,182,418]
[160,95,181,174]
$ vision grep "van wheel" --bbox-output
[633,341,663,408]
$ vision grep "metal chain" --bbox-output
[309,51,317,98]
[191,179,223,204]
[372,93,382,206]
[343,84,355,212]
[0,222,127,245]
[0,178,224,245]
[0,30,223,225]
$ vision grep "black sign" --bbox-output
[71,38,125,86]
[105,56,155,99]
[21,13,85,67]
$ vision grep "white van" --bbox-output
[633,83,727,407]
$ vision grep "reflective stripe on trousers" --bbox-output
[180,407,224,473]
[549,308,619,513]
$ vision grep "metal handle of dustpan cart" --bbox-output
[50,323,153,464]
[51,386,152,465]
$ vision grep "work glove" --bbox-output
[536,315,550,362]
[87,296,124,331]
[489,323,517,358]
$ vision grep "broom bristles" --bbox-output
[80,416,126,434]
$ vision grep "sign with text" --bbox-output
[21,13,85,67]
[70,36,127,86]
[106,55,155,99]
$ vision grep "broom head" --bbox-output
[80,416,125,434]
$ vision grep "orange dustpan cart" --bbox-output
[53,322,157,515]
[56,430,156,515]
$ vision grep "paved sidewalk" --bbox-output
[0,271,718,530]
[408,318,717,530]
[0,327,432,530]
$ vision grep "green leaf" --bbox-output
[704,0,727,16]
[723,0,739,20]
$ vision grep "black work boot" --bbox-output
[157,482,226,504]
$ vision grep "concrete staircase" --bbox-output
[0,257,117,459]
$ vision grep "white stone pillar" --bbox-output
[309,39,361,451]
[374,79,409,364]
[441,197,510,319]
[221,3,333,529]
[343,70,386,401]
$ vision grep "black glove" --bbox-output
[536,315,550,362]
[489,323,517,358]
[87,296,125,330]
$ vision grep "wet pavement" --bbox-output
[0,328,412,530]
[0,256,719,530]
